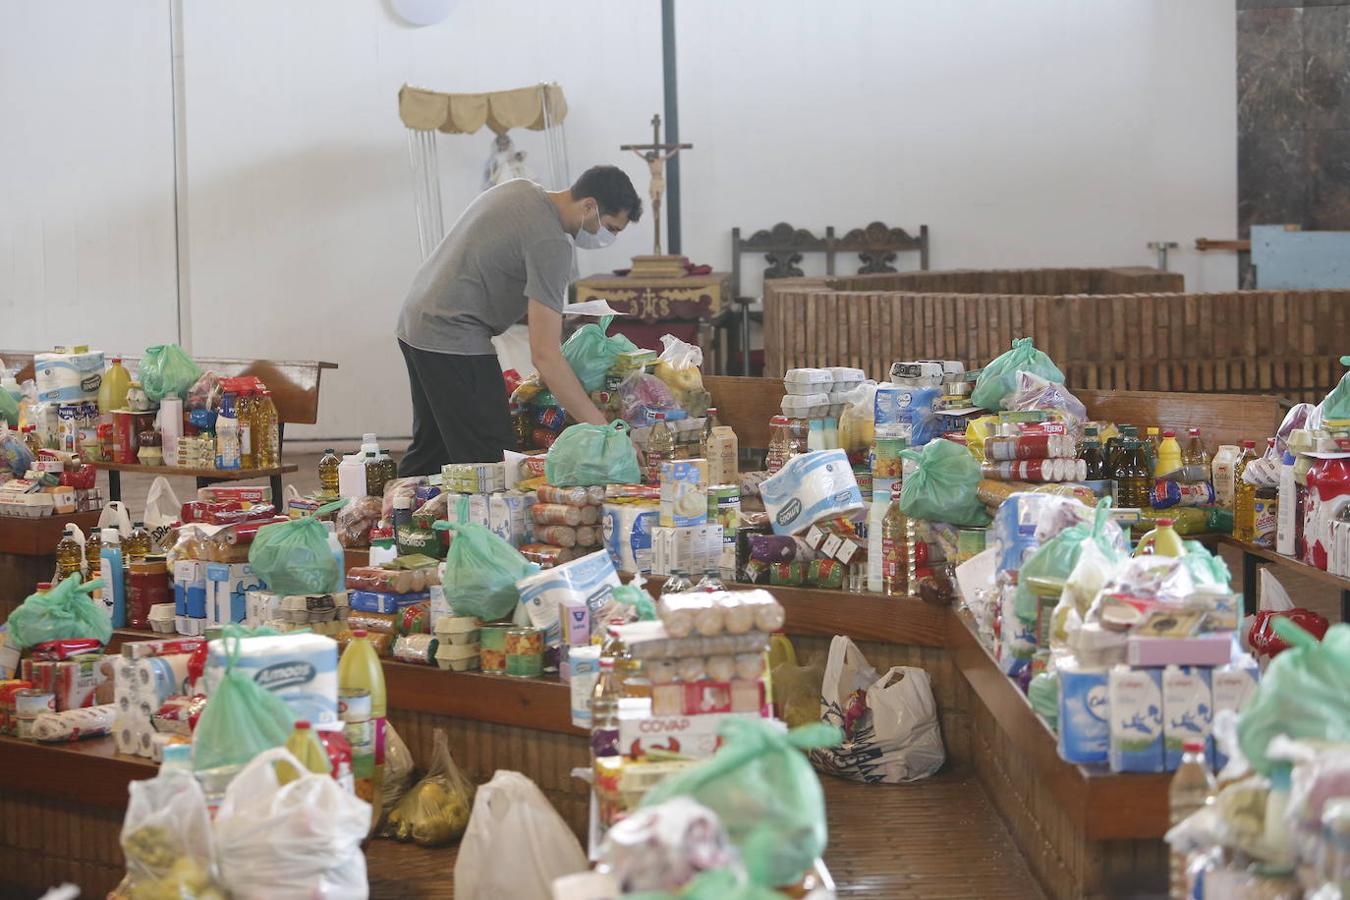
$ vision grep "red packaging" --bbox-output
[180,500,209,523]
[519,455,548,478]
[30,638,104,661]
[54,656,104,711]
[152,694,208,735]
[111,410,140,464]
[534,406,566,430]
[318,728,355,792]
[59,465,97,489]
[1303,444,1350,569]
[502,369,524,397]
[121,637,208,660]
[683,681,733,715]
[29,661,56,693]
[531,427,560,450]
[1245,608,1330,659]
[127,560,170,630]
[197,485,272,504]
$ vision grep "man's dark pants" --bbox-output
[397,340,516,476]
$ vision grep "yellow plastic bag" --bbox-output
[383,729,475,846]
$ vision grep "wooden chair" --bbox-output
[724,221,930,375]
[2,350,336,501]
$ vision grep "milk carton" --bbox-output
[1108,666,1164,773]
[1211,660,1259,770]
[489,491,532,547]
[1212,446,1242,509]
[1163,665,1213,770]
[205,562,264,626]
[1058,663,1109,765]
[651,524,723,577]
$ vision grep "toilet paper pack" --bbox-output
[34,349,105,403]
[601,503,658,575]
[204,633,339,728]
[516,550,622,647]
[759,449,863,536]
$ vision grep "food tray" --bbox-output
[780,393,831,418]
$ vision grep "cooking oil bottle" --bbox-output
[1114,436,1153,510]
[318,448,341,497]
[83,529,102,598]
[1233,439,1260,542]
[255,390,279,468]
[646,412,675,484]
[54,525,83,583]
[1182,427,1210,470]
[881,491,909,596]
[125,522,152,561]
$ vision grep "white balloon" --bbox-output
[390,0,455,27]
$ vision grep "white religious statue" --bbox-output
[482,133,536,191]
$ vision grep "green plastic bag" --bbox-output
[611,583,657,621]
[898,439,990,526]
[545,420,641,486]
[1238,620,1350,775]
[139,343,203,403]
[641,719,841,888]
[1180,539,1232,588]
[562,316,638,392]
[1014,498,1123,623]
[1028,667,1059,733]
[971,337,1065,412]
[0,388,18,428]
[433,520,537,621]
[192,627,296,773]
[1322,355,1350,422]
[248,500,345,596]
[7,574,110,649]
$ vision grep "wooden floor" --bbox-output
[366,768,1045,900]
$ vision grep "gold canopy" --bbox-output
[398,83,568,135]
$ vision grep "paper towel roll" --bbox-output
[132,654,190,708]
[759,449,863,535]
[515,550,621,646]
[601,503,657,576]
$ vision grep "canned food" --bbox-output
[13,689,55,719]
[479,624,511,674]
[505,627,544,678]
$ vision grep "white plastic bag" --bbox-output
[144,476,182,552]
[120,771,220,896]
[454,770,587,900]
[214,747,371,900]
[810,636,945,783]
[97,500,133,539]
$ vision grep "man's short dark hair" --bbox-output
[572,165,643,222]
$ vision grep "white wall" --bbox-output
[0,0,179,356]
[1,0,1237,440]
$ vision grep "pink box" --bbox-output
[1126,632,1233,667]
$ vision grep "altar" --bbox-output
[572,270,733,369]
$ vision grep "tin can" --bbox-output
[338,688,371,722]
[13,689,55,719]
[479,624,511,673]
[505,627,544,678]
[707,485,740,533]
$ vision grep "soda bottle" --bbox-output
[236,390,255,469]
[646,412,674,485]
[766,416,792,474]
[1233,439,1260,543]
[318,448,341,496]
[1182,427,1210,470]
[1169,741,1214,900]
[699,407,720,460]
[338,630,387,832]
[1078,431,1106,480]
[589,657,621,758]
[1156,430,1182,477]
[277,720,332,785]
[661,568,692,596]
[1114,437,1152,510]
[54,525,83,583]
[97,357,131,418]
[255,390,280,468]
[881,491,909,596]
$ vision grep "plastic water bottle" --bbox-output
[1169,741,1214,899]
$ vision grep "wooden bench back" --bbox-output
[705,375,1284,452]
[1,351,336,426]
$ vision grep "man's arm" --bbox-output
[527,299,607,426]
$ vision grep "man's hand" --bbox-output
[527,300,607,426]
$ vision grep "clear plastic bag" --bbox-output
[1005,370,1087,435]
[654,333,705,398]
[641,718,841,888]
[0,425,33,475]
[120,771,224,899]
[139,344,203,403]
[971,337,1065,412]
[186,371,222,411]
[379,722,417,827]
[899,439,990,526]
[598,797,739,895]
[617,371,680,425]
[837,381,878,453]
[336,495,383,549]
[383,730,475,846]
[214,747,370,900]
[7,574,110,649]
[248,501,344,594]
[561,316,638,393]
[545,421,642,486]
[1015,499,1125,623]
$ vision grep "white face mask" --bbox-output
[573,202,617,250]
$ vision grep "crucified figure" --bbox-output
[621,114,692,256]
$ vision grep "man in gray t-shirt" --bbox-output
[395,166,642,474]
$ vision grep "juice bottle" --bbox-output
[54,525,83,583]
[255,390,280,468]
[99,528,126,627]
[1182,428,1210,470]
[1169,741,1214,900]
[339,630,386,830]
[1155,430,1182,477]
[1233,440,1260,542]
[236,390,255,469]
[881,491,909,596]
[765,416,792,475]
[1135,518,1186,557]
[646,412,674,485]
[97,357,132,418]
[1078,430,1106,480]
[699,407,720,460]
[278,721,332,784]
[318,448,341,496]
[1114,437,1152,510]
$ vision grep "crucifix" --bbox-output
[621,113,692,257]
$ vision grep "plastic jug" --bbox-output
[339,630,387,831]
[338,453,367,499]
[1155,430,1182,477]
[97,357,132,417]
[99,528,126,627]
[1302,438,1350,569]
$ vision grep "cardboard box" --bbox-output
[173,560,206,618]
[1108,666,1164,773]
[1163,665,1213,770]
[348,589,429,614]
[1126,632,1234,667]
[651,524,723,577]
[617,707,760,760]
[659,460,708,528]
[205,563,264,626]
